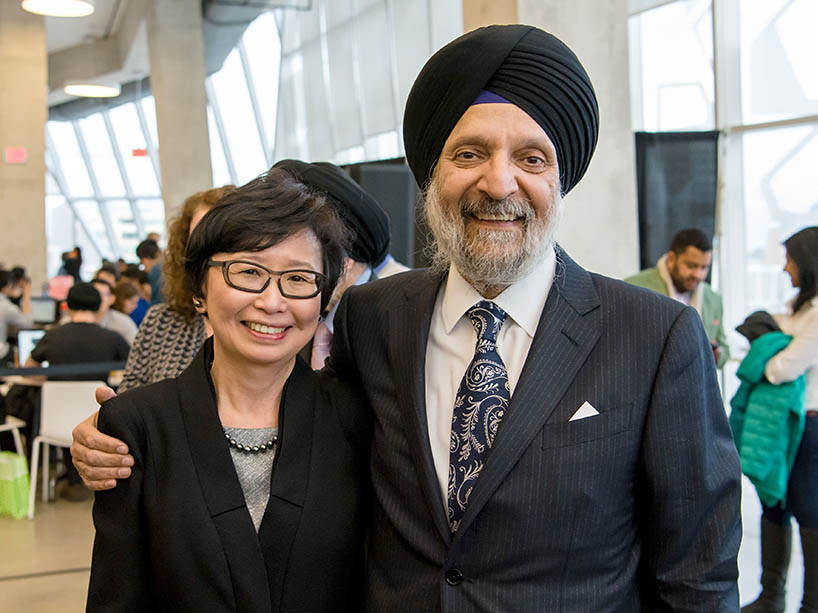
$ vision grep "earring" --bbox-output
[193,299,203,308]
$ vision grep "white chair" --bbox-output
[0,415,26,455]
[28,380,104,519]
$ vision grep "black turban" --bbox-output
[403,24,599,195]
[273,159,391,266]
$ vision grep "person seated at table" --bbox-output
[92,278,137,345]
[0,268,33,366]
[86,169,370,611]
[3,266,29,308]
[25,282,130,500]
[120,266,152,326]
[25,282,130,376]
[94,265,118,288]
[111,280,140,319]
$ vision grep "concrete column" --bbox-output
[147,0,212,219]
[462,0,517,30]
[519,0,639,278]
[0,0,47,287]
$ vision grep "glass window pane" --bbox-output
[45,194,72,277]
[107,199,140,259]
[108,103,161,197]
[77,114,126,197]
[334,145,365,166]
[364,130,399,161]
[209,49,267,184]
[139,96,160,150]
[48,121,94,197]
[742,124,818,313]
[393,1,429,119]
[356,3,396,136]
[243,12,281,153]
[274,54,308,160]
[327,27,362,149]
[137,199,166,243]
[207,106,233,187]
[72,199,111,276]
[46,171,60,195]
[628,0,714,131]
[301,39,334,160]
[739,0,818,123]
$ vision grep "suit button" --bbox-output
[445,568,463,586]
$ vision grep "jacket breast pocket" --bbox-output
[541,402,633,450]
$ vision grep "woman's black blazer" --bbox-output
[87,337,372,612]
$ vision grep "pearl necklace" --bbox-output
[223,429,278,453]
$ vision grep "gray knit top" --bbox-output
[224,426,278,532]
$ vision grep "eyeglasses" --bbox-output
[207,260,326,299]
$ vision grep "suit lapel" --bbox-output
[388,271,452,544]
[257,357,314,612]
[453,251,602,539]
[176,338,273,612]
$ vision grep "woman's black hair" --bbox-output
[785,226,818,314]
[185,168,349,312]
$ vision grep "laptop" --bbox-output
[30,296,58,325]
[16,329,46,366]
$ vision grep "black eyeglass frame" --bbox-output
[206,259,327,299]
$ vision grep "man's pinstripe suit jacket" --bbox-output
[328,248,741,612]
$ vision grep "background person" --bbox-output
[87,170,370,611]
[94,266,118,288]
[111,281,140,319]
[120,266,151,326]
[272,159,407,369]
[113,186,235,392]
[0,268,33,365]
[136,238,164,306]
[25,282,130,501]
[92,278,137,345]
[625,228,729,367]
[4,266,29,307]
[739,226,818,613]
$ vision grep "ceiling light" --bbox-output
[64,80,121,98]
[21,0,95,18]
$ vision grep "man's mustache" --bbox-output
[459,196,534,222]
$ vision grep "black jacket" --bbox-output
[87,337,372,612]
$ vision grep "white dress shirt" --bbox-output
[424,248,556,503]
[0,294,33,358]
[766,297,818,409]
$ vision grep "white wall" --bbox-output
[519,0,640,278]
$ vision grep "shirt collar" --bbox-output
[441,246,556,337]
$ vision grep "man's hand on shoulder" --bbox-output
[70,386,134,491]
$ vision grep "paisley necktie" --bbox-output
[447,300,509,533]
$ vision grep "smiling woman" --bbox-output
[86,169,372,612]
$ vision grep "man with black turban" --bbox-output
[71,24,740,611]
[328,24,741,610]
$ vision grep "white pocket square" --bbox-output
[569,401,599,421]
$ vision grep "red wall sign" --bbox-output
[4,146,27,164]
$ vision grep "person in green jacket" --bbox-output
[625,228,729,368]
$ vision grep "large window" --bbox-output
[46,96,162,279]
[629,0,714,131]
[44,2,460,277]
[629,0,818,351]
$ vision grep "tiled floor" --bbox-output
[0,476,807,611]
[0,495,93,612]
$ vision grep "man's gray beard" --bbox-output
[422,178,563,289]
